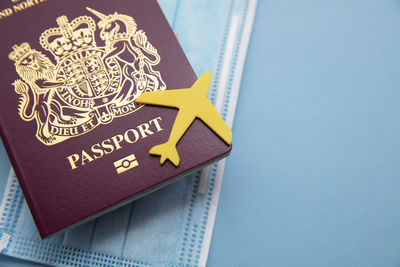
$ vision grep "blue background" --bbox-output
[2,0,400,266]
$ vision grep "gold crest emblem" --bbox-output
[9,7,166,145]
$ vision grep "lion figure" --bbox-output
[11,47,75,145]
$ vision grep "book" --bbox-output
[0,0,231,238]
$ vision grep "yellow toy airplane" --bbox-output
[136,71,232,166]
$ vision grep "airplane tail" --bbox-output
[149,142,180,166]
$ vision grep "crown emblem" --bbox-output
[39,15,97,60]
[8,42,33,63]
[9,8,167,146]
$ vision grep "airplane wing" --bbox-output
[136,89,191,108]
[197,101,232,145]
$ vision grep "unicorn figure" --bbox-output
[87,7,166,104]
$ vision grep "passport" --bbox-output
[0,0,231,238]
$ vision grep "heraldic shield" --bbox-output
[8,7,166,145]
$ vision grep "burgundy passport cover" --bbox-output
[0,0,231,238]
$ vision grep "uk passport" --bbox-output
[0,0,231,238]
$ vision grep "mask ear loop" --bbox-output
[197,166,209,194]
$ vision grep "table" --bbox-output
[208,0,400,266]
[2,0,400,266]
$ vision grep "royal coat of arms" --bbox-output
[8,7,166,145]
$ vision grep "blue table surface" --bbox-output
[2,0,400,266]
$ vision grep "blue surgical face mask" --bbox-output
[0,0,257,266]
